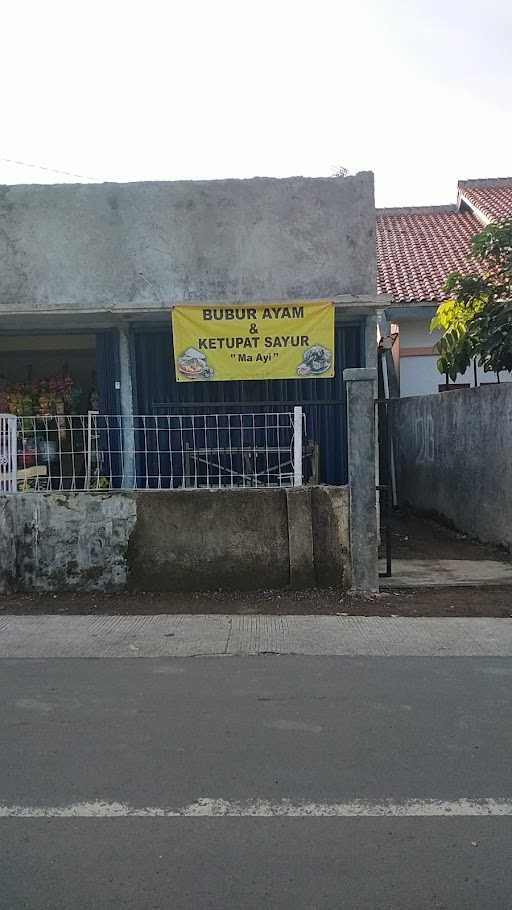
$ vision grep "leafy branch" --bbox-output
[431,220,512,383]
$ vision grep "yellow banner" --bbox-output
[171,301,334,382]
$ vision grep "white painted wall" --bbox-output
[399,321,441,349]
[399,317,511,397]
[400,355,444,396]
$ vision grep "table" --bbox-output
[16,464,48,492]
[183,443,319,487]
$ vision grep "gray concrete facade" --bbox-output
[344,368,378,592]
[0,174,380,596]
[0,486,350,594]
[0,174,376,315]
[394,385,512,551]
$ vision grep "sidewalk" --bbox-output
[2,614,512,657]
[380,509,512,588]
[380,558,512,588]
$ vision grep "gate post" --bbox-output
[0,414,17,493]
[343,368,378,592]
[293,406,303,487]
[118,323,136,489]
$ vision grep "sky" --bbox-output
[2,0,511,207]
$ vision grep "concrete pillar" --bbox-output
[118,324,136,489]
[343,367,378,592]
[364,313,378,372]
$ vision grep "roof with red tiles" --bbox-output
[378,178,512,304]
[458,178,512,223]
[377,208,483,303]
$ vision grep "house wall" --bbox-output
[0,174,376,315]
[0,487,350,594]
[399,320,446,397]
[393,385,512,550]
[398,318,511,397]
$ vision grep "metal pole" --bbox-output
[85,410,98,491]
[0,415,17,493]
[293,406,303,487]
[9,415,17,493]
[377,485,392,578]
[381,354,398,508]
[118,324,136,489]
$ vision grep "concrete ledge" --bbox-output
[311,486,350,587]
[286,488,315,588]
[380,558,512,588]
[128,489,290,592]
[1,487,350,593]
[343,367,377,382]
[0,493,137,594]
[0,498,16,595]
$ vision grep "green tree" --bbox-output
[431,219,512,382]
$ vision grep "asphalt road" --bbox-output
[1,655,512,908]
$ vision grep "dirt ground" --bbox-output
[383,509,512,563]
[1,585,512,617]
[1,511,511,618]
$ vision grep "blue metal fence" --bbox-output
[133,323,363,485]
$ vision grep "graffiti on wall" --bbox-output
[414,402,435,465]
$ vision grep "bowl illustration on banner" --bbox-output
[297,345,332,376]
[177,348,214,380]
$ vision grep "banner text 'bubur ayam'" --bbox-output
[171,302,334,381]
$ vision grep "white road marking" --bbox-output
[1,798,512,817]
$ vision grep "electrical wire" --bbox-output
[0,155,110,182]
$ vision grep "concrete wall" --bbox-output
[0,174,376,315]
[0,486,350,594]
[0,493,138,593]
[394,385,512,550]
